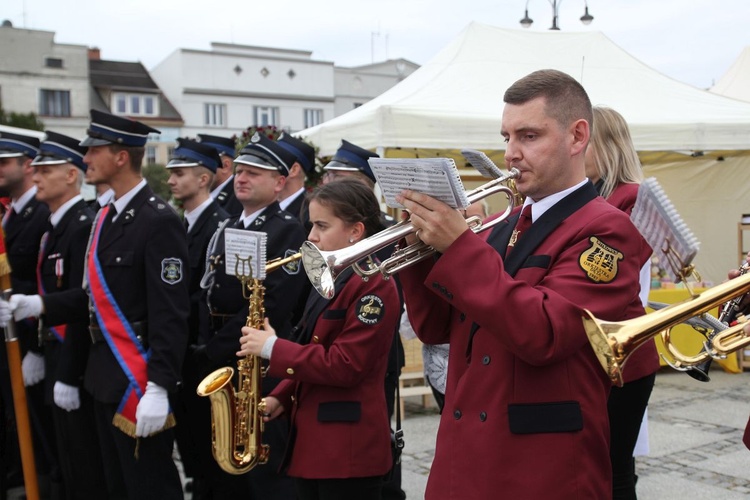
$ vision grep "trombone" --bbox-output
[584,272,750,386]
[301,168,521,299]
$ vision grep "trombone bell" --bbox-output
[583,272,750,386]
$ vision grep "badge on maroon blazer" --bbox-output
[357,295,385,324]
[579,236,623,283]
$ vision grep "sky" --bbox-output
[2,0,748,90]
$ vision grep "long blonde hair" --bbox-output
[589,106,643,199]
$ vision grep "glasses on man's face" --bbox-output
[323,171,341,183]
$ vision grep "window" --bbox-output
[146,146,157,166]
[204,103,226,127]
[115,94,127,114]
[44,57,64,69]
[254,106,279,127]
[304,109,323,128]
[39,89,71,117]
[111,93,158,117]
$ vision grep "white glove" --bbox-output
[0,299,12,327]
[135,381,169,437]
[10,294,43,321]
[21,352,45,386]
[53,381,81,412]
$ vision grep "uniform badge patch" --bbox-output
[161,258,183,285]
[579,236,623,283]
[282,249,301,275]
[357,295,385,325]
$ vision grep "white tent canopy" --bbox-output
[301,23,750,156]
[711,46,750,103]
[301,22,750,286]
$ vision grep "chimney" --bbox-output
[88,47,101,60]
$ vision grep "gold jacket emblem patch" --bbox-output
[357,295,385,325]
[579,236,623,283]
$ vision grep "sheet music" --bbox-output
[631,178,700,283]
[224,229,267,280]
[368,158,469,209]
[460,149,503,179]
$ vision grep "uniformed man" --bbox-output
[30,131,108,499]
[0,129,59,495]
[1,110,190,500]
[88,182,114,211]
[198,133,243,217]
[165,138,228,498]
[194,132,308,499]
[320,139,406,500]
[275,132,316,226]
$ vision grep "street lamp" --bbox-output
[520,0,594,30]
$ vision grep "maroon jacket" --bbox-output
[605,182,660,383]
[400,183,648,499]
[268,268,400,479]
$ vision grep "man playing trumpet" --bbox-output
[395,69,651,499]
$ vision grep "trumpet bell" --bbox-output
[301,241,337,299]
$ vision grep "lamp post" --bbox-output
[520,0,594,30]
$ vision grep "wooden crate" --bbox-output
[398,336,433,415]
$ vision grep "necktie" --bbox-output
[506,204,533,255]
[184,218,190,233]
[3,207,16,229]
[102,204,117,231]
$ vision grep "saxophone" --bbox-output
[196,252,301,474]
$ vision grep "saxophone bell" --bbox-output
[196,253,304,474]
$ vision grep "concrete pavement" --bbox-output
[6,367,750,499]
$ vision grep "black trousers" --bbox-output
[295,475,383,500]
[94,400,182,500]
[52,390,108,500]
[608,372,656,500]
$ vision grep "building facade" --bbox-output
[151,43,336,139]
[0,22,89,137]
[2,22,419,163]
[334,59,419,116]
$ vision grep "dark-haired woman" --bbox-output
[238,178,400,500]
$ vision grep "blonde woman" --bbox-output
[586,105,659,500]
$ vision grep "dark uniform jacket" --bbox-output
[38,199,94,404]
[3,194,50,356]
[187,200,229,344]
[283,191,305,221]
[200,201,308,371]
[400,182,649,499]
[270,267,399,478]
[214,177,243,217]
[42,185,190,403]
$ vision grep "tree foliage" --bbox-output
[0,107,45,131]
[143,164,172,201]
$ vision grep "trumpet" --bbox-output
[301,168,520,299]
[584,272,750,386]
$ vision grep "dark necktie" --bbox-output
[3,207,16,229]
[184,218,190,233]
[102,204,117,231]
[506,204,533,255]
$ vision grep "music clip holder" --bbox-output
[660,238,702,299]
[235,254,256,300]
